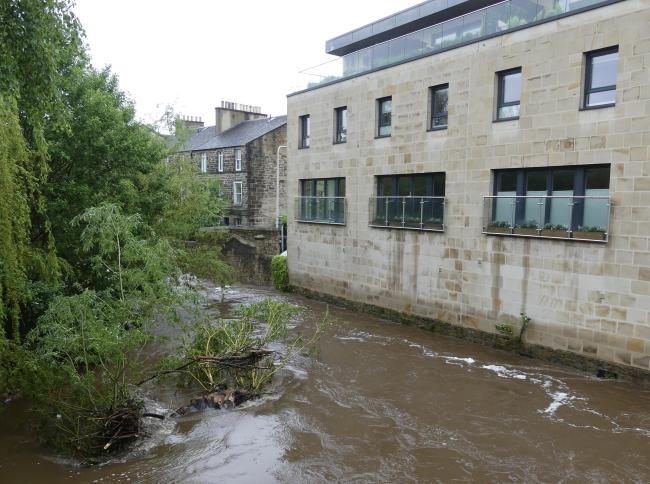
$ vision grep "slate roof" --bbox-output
[174,115,286,152]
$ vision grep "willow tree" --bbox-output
[0,0,84,339]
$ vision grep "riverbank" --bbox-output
[1,283,649,482]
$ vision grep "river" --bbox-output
[1,283,649,483]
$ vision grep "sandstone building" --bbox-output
[175,102,287,229]
[287,0,650,373]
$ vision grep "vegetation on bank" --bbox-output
[0,0,239,457]
[271,255,290,292]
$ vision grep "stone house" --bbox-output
[175,102,287,229]
[287,0,650,374]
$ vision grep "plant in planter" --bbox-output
[541,223,569,238]
[486,220,512,234]
[573,225,607,241]
[513,220,539,236]
[508,15,528,28]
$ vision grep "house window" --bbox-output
[334,106,347,143]
[584,47,618,109]
[233,181,242,205]
[299,115,310,148]
[495,68,521,121]
[377,96,392,137]
[486,165,611,241]
[200,153,207,173]
[297,177,346,224]
[429,84,449,130]
[218,151,224,172]
[371,173,446,231]
[235,148,242,171]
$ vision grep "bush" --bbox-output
[271,255,289,292]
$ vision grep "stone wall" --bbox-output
[286,0,650,372]
[222,227,281,283]
[246,124,288,228]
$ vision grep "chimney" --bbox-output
[175,115,204,134]
[214,101,267,134]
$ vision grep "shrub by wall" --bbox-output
[271,255,289,292]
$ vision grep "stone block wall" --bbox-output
[286,0,650,372]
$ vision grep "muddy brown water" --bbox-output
[1,283,649,483]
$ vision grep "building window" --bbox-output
[296,177,346,224]
[370,173,446,231]
[377,96,392,137]
[495,68,521,121]
[200,153,207,173]
[429,84,449,130]
[584,47,618,109]
[233,181,242,205]
[299,115,310,148]
[235,148,242,171]
[485,165,611,241]
[218,151,224,172]
[334,106,347,143]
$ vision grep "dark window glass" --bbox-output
[586,166,610,190]
[315,179,325,197]
[412,175,428,196]
[498,171,517,192]
[397,176,411,196]
[433,173,445,197]
[430,84,449,129]
[377,173,445,197]
[335,106,347,143]
[553,170,574,191]
[300,178,345,197]
[299,115,310,148]
[496,68,521,120]
[301,180,312,197]
[377,97,392,137]
[527,171,547,191]
[380,177,393,196]
[584,47,618,108]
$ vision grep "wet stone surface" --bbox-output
[0,283,649,483]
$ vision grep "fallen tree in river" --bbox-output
[143,299,333,415]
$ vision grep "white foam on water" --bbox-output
[541,391,571,415]
[481,364,528,380]
[443,356,476,365]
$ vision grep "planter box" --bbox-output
[486,226,512,234]
[513,228,539,236]
[541,229,569,238]
[572,230,606,241]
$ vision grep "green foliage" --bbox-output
[489,221,510,228]
[0,0,83,337]
[543,223,569,231]
[495,323,514,337]
[577,225,605,233]
[519,312,531,343]
[26,290,148,456]
[177,244,235,289]
[271,255,289,292]
[515,220,539,229]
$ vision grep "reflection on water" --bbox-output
[0,283,649,483]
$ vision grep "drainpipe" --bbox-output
[276,145,287,230]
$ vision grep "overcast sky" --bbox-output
[73,0,417,128]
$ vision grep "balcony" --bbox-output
[297,0,614,91]
[482,195,611,242]
[369,196,446,231]
[295,197,346,225]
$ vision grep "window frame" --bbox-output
[299,114,310,149]
[235,148,242,171]
[233,181,243,206]
[582,46,619,110]
[218,151,224,172]
[334,106,347,144]
[376,96,392,138]
[200,153,208,173]
[428,84,449,131]
[495,67,522,122]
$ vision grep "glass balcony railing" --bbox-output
[295,197,346,225]
[369,196,446,231]
[482,195,611,242]
[300,0,610,89]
